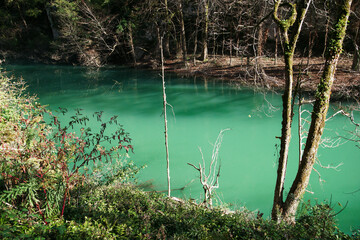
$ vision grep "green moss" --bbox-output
[273,2,297,31]
[325,3,350,58]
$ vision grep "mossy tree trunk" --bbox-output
[272,0,352,223]
[283,0,352,222]
[271,0,311,223]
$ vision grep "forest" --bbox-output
[0,0,360,97]
[0,0,358,66]
[1,0,360,239]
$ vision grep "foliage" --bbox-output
[53,184,357,239]
[295,200,349,239]
[1,180,356,239]
[0,0,51,52]
[0,73,134,225]
[50,0,145,66]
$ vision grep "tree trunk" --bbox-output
[274,27,278,65]
[202,0,209,61]
[257,21,264,65]
[178,1,187,65]
[272,0,311,223]
[284,0,351,221]
[128,22,136,65]
[236,38,240,57]
[46,6,60,40]
[229,39,232,66]
[193,1,201,65]
[222,37,225,57]
[352,45,360,71]
[164,0,171,57]
[256,2,269,66]
[352,27,360,71]
[322,15,330,58]
[273,0,352,223]
[159,30,171,197]
[157,27,162,63]
[212,34,216,59]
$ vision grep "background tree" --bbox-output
[201,0,209,61]
[0,0,357,75]
[0,0,52,56]
[349,0,360,71]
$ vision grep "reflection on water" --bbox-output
[4,63,360,233]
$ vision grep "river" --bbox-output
[3,63,360,232]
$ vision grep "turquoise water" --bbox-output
[3,64,360,232]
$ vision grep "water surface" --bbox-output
[4,63,360,232]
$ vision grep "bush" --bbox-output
[294,200,352,239]
[0,73,136,226]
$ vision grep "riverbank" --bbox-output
[141,55,360,101]
[2,51,359,101]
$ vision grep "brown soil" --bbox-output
[144,56,360,101]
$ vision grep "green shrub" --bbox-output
[0,72,136,226]
[294,200,351,239]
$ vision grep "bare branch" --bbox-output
[316,158,343,172]
[187,162,200,171]
[312,167,325,184]
[187,128,229,207]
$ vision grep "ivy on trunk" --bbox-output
[272,0,352,223]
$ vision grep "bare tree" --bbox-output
[178,0,187,65]
[159,31,171,197]
[193,0,201,64]
[53,0,123,66]
[188,128,230,207]
[350,1,360,71]
[201,0,209,61]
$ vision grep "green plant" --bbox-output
[295,200,350,239]
[0,73,134,225]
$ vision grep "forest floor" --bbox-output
[144,55,360,101]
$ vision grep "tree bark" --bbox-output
[178,1,187,65]
[322,14,330,58]
[193,1,201,65]
[46,6,60,40]
[159,31,171,197]
[164,0,171,57]
[202,0,209,61]
[274,27,278,65]
[283,0,352,222]
[352,44,360,71]
[352,27,360,71]
[273,0,352,223]
[272,0,311,222]
[128,22,136,65]
[257,5,266,66]
[229,39,232,66]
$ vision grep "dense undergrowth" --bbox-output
[1,72,359,239]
